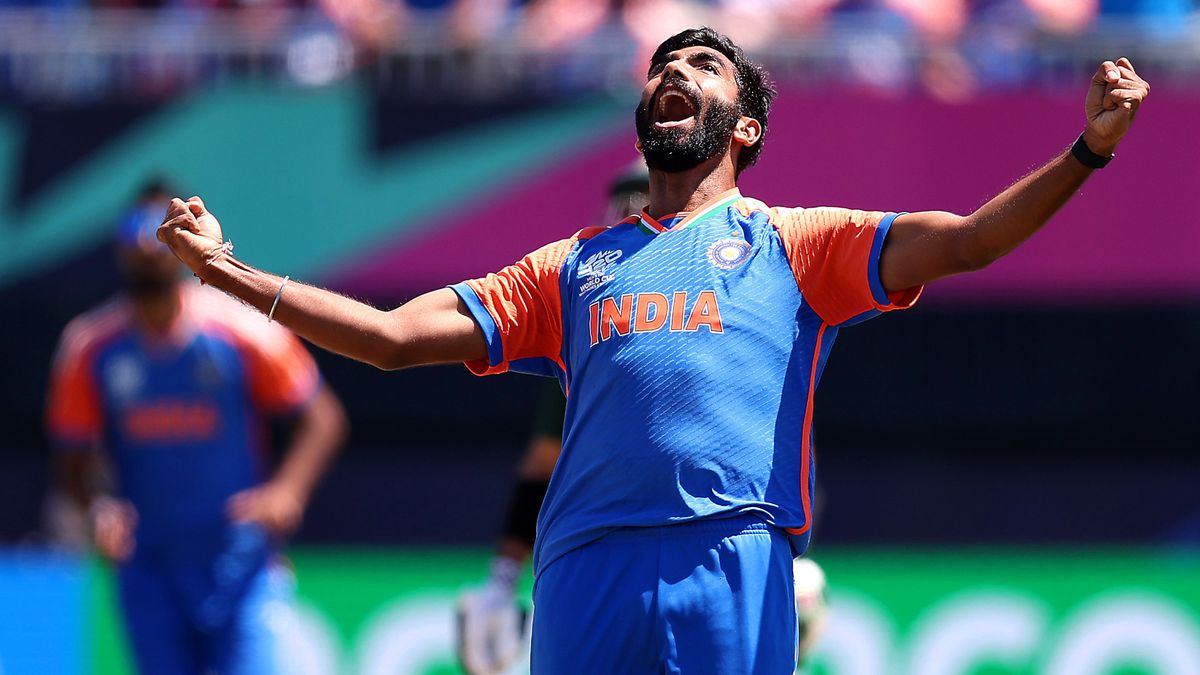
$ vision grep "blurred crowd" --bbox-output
[0,0,1196,100]
[3,0,1193,43]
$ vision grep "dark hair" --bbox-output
[648,27,776,175]
[136,176,175,203]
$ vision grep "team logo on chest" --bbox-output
[707,238,752,270]
[578,249,623,296]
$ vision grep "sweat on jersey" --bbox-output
[450,188,921,575]
[46,286,320,553]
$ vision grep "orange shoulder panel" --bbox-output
[461,230,592,375]
[771,206,893,325]
[197,291,320,415]
[45,303,128,446]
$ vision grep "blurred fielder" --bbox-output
[47,182,347,675]
[155,27,1149,673]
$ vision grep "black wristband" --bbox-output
[1071,133,1113,169]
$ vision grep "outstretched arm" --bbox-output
[157,199,487,371]
[879,58,1150,293]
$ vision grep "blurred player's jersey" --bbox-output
[46,286,319,552]
[453,189,921,575]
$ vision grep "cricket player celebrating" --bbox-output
[48,184,348,675]
[455,164,831,674]
[155,28,1149,673]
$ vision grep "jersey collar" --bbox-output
[636,188,743,236]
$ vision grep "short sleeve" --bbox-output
[449,236,578,377]
[772,207,922,326]
[239,324,321,416]
[46,326,103,450]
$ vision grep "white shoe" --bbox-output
[794,558,829,664]
[455,584,529,675]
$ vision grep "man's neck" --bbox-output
[646,155,738,218]
[132,285,183,336]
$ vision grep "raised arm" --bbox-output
[879,58,1150,293]
[157,198,487,371]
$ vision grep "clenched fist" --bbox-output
[1083,57,1150,157]
[157,196,227,273]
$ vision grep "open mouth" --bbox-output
[654,87,698,129]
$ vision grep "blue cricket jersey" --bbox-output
[453,188,921,576]
[47,287,320,554]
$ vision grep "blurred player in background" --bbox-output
[455,378,564,675]
[455,163,651,675]
[154,26,1149,673]
[46,181,347,675]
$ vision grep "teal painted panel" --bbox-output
[0,83,626,288]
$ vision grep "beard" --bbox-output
[125,268,177,298]
[636,92,740,173]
